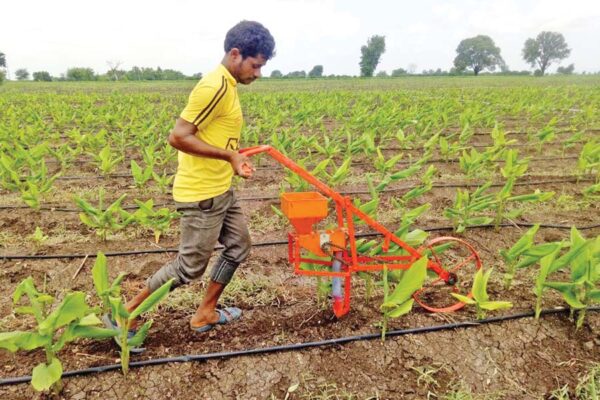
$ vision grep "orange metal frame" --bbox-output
[240,145,465,317]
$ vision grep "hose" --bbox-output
[0,306,597,386]
[0,175,595,212]
[2,222,599,261]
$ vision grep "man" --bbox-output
[122,21,275,333]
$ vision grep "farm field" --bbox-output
[0,76,599,399]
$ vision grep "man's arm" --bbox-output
[168,117,254,178]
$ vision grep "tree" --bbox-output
[285,70,306,78]
[33,71,52,81]
[453,35,504,76]
[522,32,570,76]
[0,52,5,68]
[66,67,96,81]
[15,68,29,80]
[391,68,407,77]
[556,63,575,75]
[376,70,388,77]
[308,65,323,78]
[270,70,282,78]
[106,61,123,81]
[359,35,386,77]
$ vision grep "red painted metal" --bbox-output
[240,145,482,317]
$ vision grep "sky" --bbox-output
[2,0,599,78]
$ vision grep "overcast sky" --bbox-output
[2,0,599,78]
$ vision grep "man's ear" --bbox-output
[229,48,242,60]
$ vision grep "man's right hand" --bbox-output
[230,152,255,179]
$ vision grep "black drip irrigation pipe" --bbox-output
[0,176,595,212]
[0,306,598,386]
[2,222,599,261]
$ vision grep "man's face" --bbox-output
[233,53,267,85]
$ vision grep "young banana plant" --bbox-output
[73,189,135,241]
[0,277,117,394]
[380,256,428,340]
[93,252,173,374]
[451,268,513,320]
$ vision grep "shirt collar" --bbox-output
[219,64,237,87]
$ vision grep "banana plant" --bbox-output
[444,183,495,233]
[133,199,180,243]
[577,141,600,181]
[373,147,403,177]
[459,148,491,178]
[152,169,175,194]
[375,164,421,192]
[324,156,352,186]
[93,253,173,374]
[452,268,513,320]
[542,228,599,329]
[380,256,428,340]
[500,224,563,289]
[90,144,123,175]
[492,177,554,230]
[131,160,153,189]
[73,189,135,241]
[0,277,117,394]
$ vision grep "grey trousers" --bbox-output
[147,190,251,292]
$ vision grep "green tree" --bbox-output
[66,67,96,81]
[308,65,323,77]
[522,31,570,76]
[556,63,575,75]
[270,70,282,78]
[376,70,388,77]
[453,35,504,76]
[359,35,386,77]
[285,70,306,78]
[391,68,407,77]
[15,68,29,80]
[32,71,52,81]
[0,52,5,68]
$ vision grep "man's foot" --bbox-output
[190,307,242,333]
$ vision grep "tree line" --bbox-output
[358,31,577,77]
[0,62,202,82]
[0,30,594,83]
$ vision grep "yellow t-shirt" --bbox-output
[174,64,243,202]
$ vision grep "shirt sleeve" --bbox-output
[179,76,228,130]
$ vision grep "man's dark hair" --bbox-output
[224,21,275,60]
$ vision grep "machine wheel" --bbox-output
[412,236,482,312]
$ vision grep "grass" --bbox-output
[159,269,283,312]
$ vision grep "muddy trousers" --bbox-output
[147,190,251,292]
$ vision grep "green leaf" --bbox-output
[31,358,63,392]
[38,292,88,335]
[78,313,102,326]
[451,293,476,305]
[550,239,590,274]
[387,299,415,318]
[472,268,492,303]
[384,256,427,305]
[127,320,152,347]
[72,325,119,339]
[479,301,513,311]
[0,331,47,352]
[92,252,109,297]
[544,281,585,309]
[129,279,173,320]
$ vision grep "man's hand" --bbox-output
[230,153,255,179]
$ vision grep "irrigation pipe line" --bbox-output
[0,176,595,212]
[0,306,598,386]
[42,154,582,177]
[39,154,583,180]
[2,222,599,261]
